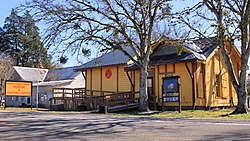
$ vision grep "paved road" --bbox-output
[0,111,250,141]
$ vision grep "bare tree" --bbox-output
[22,0,171,111]
[173,0,250,114]
[0,56,14,96]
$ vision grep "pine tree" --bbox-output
[1,9,22,66]
[20,11,52,68]
[0,9,52,68]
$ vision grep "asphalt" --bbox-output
[0,111,250,141]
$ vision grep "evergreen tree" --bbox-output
[0,9,22,65]
[0,9,52,68]
[20,11,52,68]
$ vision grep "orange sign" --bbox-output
[5,81,32,96]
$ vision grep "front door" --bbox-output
[147,77,155,110]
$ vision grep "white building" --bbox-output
[6,66,85,108]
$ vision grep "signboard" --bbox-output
[5,81,32,96]
[163,96,179,102]
[162,76,181,113]
[163,77,179,93]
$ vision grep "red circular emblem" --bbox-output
[105,69,112,79]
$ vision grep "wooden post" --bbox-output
[63,89,65,110]
[105,98,109,114]
[178,80,181,113]
[162,94,164,112]
[72,89,74,110]
[126,93,128,109]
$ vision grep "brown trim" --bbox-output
[81,71,86,80]
[153,68,157,103]
[157,65,160,103]
[192,62,197,108]
[203,64,207,107]
[173,64,176,73]
[117,66,119,92]
[131,71,134,92]
[133,70,135,92]
[158,72,174,75]
[165,64,167,77]
[202,64,206,99]
[90,69,93,97]
[126,71,134,92]
[100,68,103,96]
[84,71,87,94]
[185,62,195,108]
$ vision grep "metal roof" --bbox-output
[12,66,48,82]
[33,80,73,86]
[126,37,218,70]
[149,38,217,66]
[76,47,136,70]
[76,37,218,71]
[44,66,82,81]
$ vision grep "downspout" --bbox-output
[185,62,195,109]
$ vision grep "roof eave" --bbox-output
[74,63,127,72]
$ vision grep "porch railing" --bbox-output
[51,88,140,111]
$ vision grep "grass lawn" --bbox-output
[1,107,250,120]
[0,107,49,112]
[115,108,250,120]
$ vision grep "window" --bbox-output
[39,93,47,101]
[148,69,154,76]
[27,97,30,104]
[215,75,221,97]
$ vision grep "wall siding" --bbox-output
[118,66,131,91]
[86,69,91,95]
[156,63,194,107]
[175,63,193,106]
[92,68,101,96]
[102,66,117,92]
[205,50,238,107]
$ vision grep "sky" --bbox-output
[0,0,81,67]
[0,0,249,73]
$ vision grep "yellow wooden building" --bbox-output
[75,37,240,110]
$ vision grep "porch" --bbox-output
[50,88,142,112]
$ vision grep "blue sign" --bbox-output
[140,83,145,88]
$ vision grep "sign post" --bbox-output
[162,76,181,113]
[5,81,32,110]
